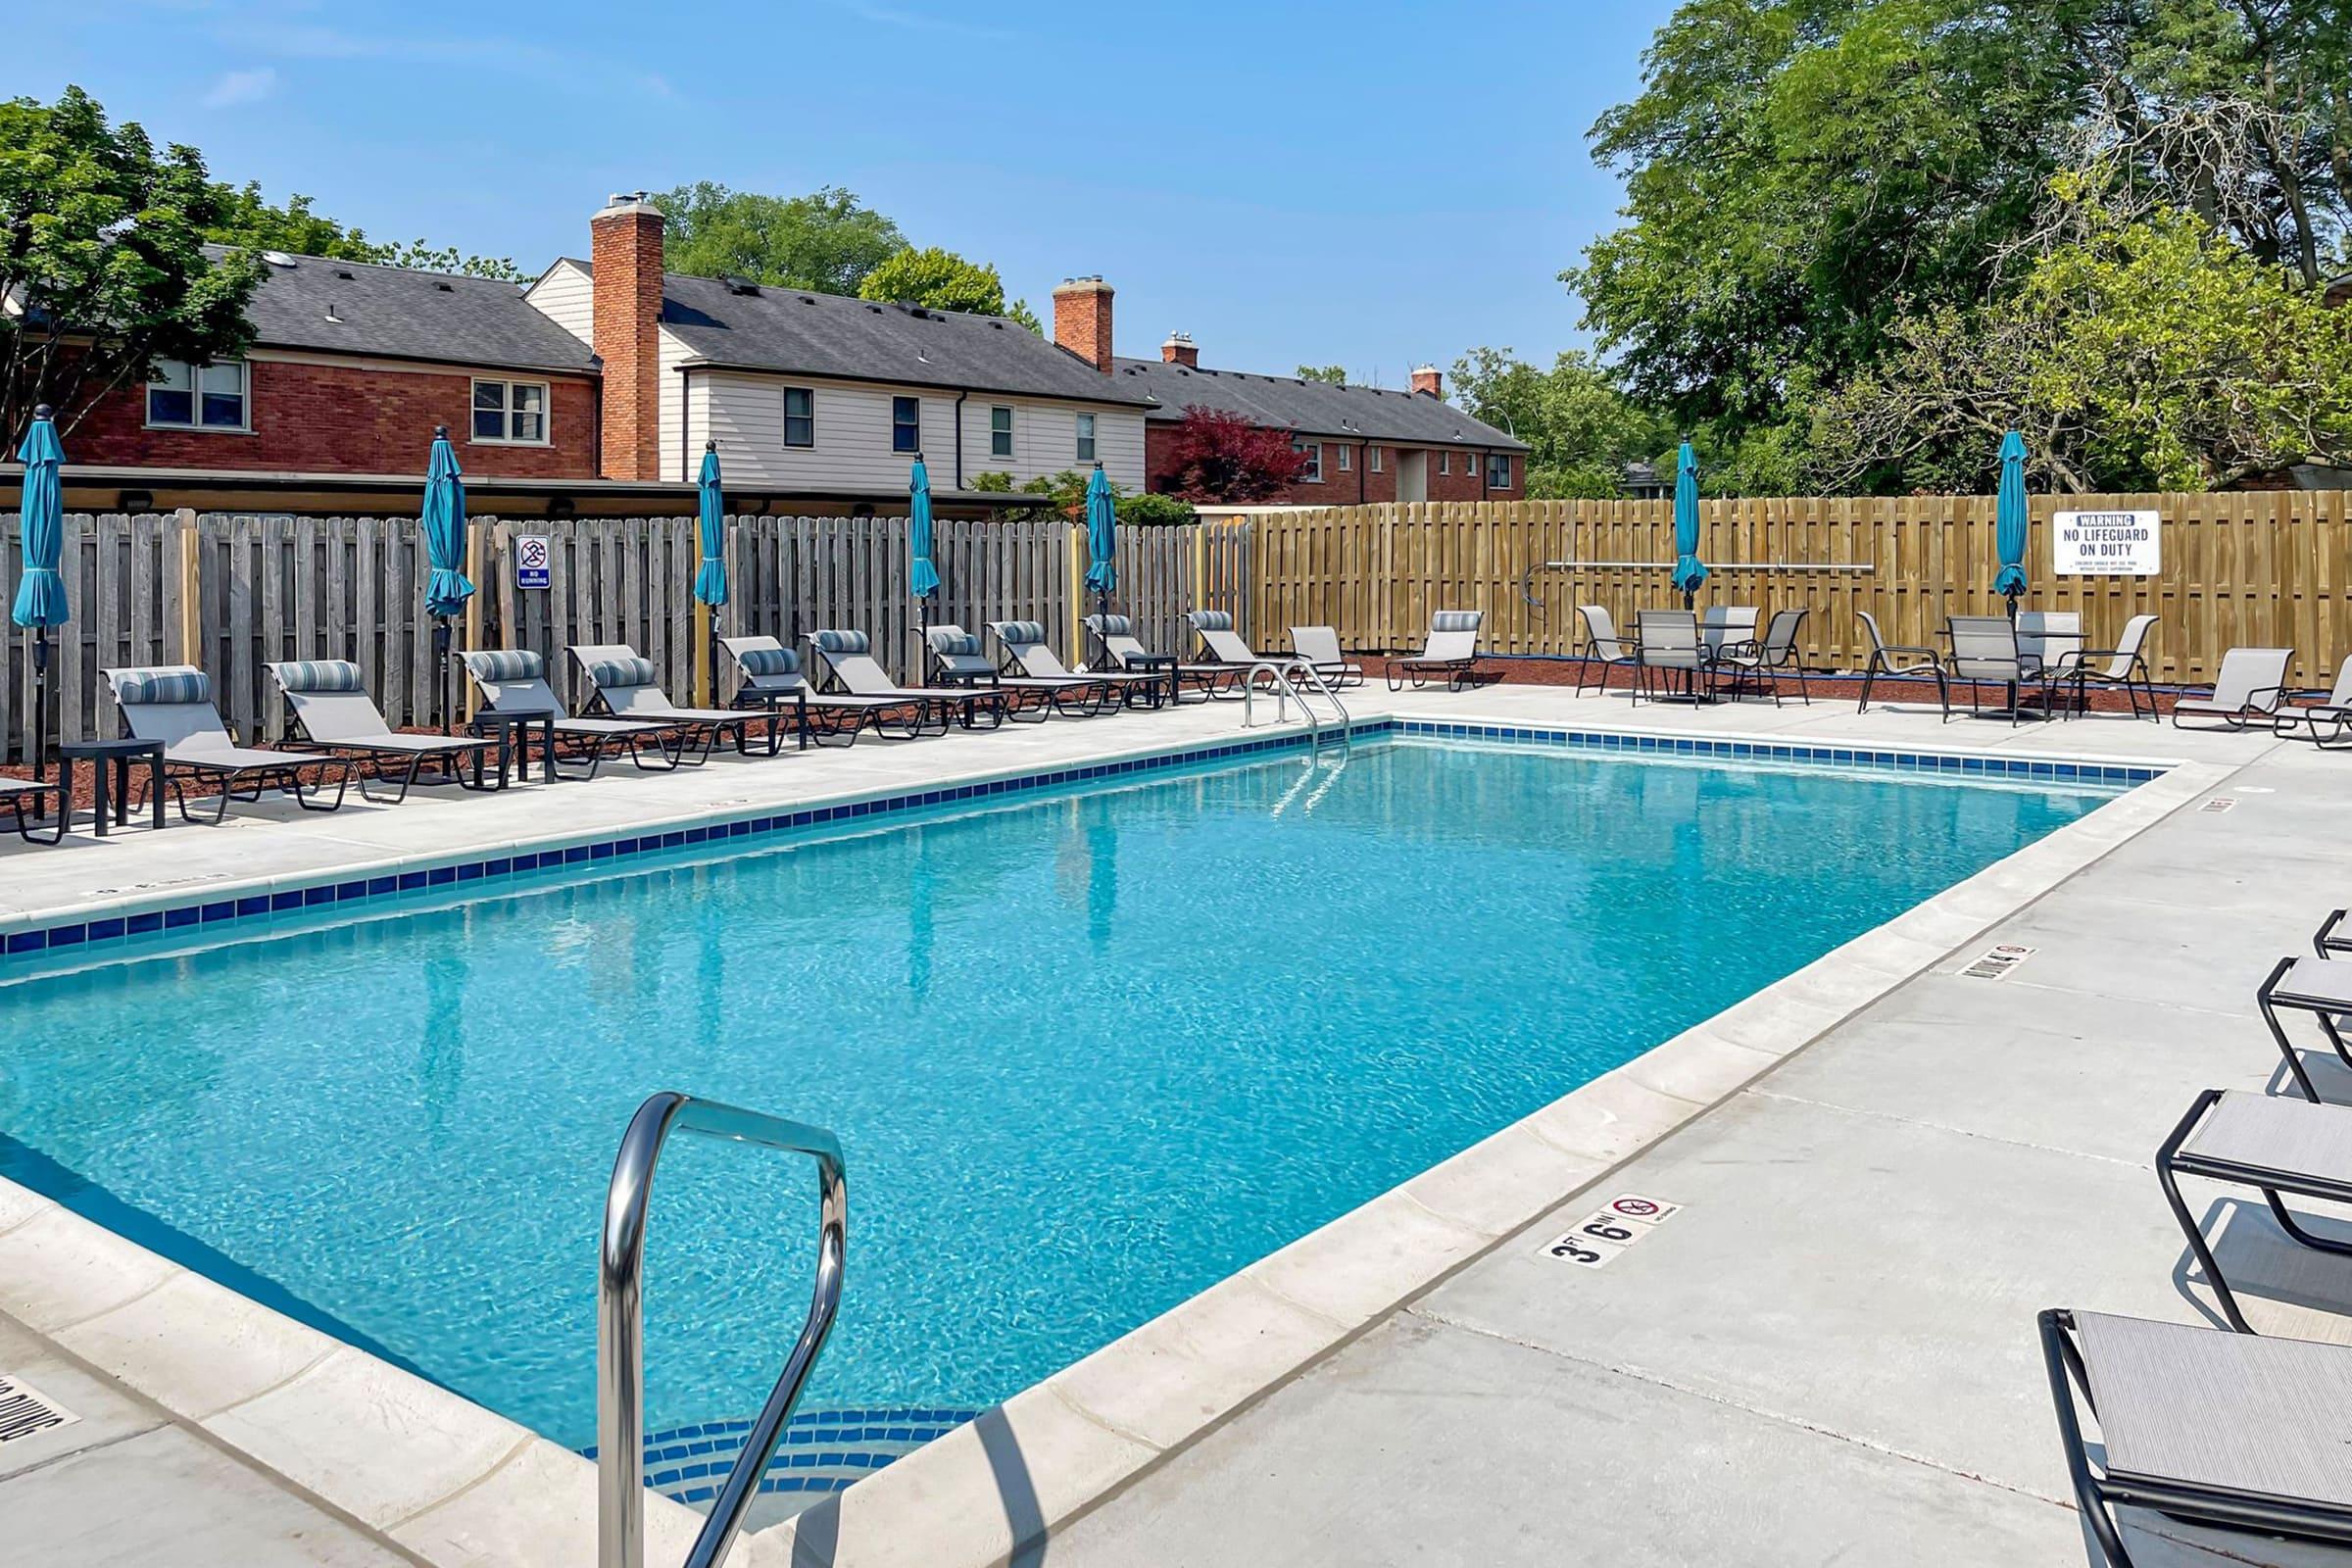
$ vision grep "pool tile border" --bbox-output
[0,719,2156,965]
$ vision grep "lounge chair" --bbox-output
[570,644,778,762]
[1573,606,1639,696]
[0,778,66,845]
[2173,647,2292,730]
[2272,660,2352,745]
[266,660,500,803]
[461,649,680,778]
[1855,611,1945,713]
[926,624,1102,720]
[805,629,1008,734]
[1186,611,1273,672]
[1387,611,1485,692]
[992,620,1165,709]
[1714,608,1810,705]
[2040,1307,2352,1565]
[2155,1087,2352,1336]
[1287,626,1364,690]
[718,635,907,747]
[2063,613,2159,721]
[2255,955,2352,1104]
[1631,609,1709,705]
[1942,615,2040,725]
[102,665,351,823]
[1085,613,1243,700]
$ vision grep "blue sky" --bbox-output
[6,1,1673,383]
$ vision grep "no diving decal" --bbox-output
[1542,1194,1682,1269]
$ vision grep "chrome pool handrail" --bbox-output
[1243,658,1350,749]
[598,1092,847,1568]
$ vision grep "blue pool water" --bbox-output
[0,739,2113,1460]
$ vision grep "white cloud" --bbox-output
[201,66,279,107]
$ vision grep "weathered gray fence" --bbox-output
[2,513,1252,760]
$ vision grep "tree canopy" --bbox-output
[204,182,527,279]
[658,182,905,296]
[1296,364,1348,384]
[1153,407,1310,502]
[857,246,1040,331]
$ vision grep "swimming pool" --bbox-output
[0,735,2119,1495]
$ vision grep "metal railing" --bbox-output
[599,1092,848,1568]
[1519,559,1876,612]
[1241,658,1351,749]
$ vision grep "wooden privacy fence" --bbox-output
[1,512,1252,761]
[1241,494,2352,687]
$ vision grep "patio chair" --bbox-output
[718,635,907,748]
[2173,647,2293,730]
[2064,613,2160,721]
[2039,1307,2352,1566]
[1572,606,1640,697]
[1287,626,1364,690]
[570,644,778,762]
[102,665,351,824]
[1855,611,1945,713]
[266,660,499,804]
[926,624,1102,721]
[1714,608,1810,706]
[805,629,1009,734]
[993,620,1166,709]
[1699,605,1759,661]
[1631,609,1707,706]
[2155,1087,2352,1336]
[0,778,66,845]
[1084,613,1243,700]
[2255,955,2352,1105]
[1387,611,1485,693]
[2269,660,2352,746]
[461,649,681,778]
[1942,615,2037,725]
[1186,611,1272,671]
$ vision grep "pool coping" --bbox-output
[0,714,2231,1568]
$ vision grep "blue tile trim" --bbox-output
[584,1406,986,1502]
[0,719,2156,964]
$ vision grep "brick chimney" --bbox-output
[1410,364,1444,399]
[1054,275,1115,373]
[592,192,664,480]
[1160,331,1198,368]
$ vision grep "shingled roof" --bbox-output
[652,272,1152,407]
[216,247,598,375]
[1108,357,1527,451]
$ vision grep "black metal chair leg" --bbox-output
[2258,957,2328,1103]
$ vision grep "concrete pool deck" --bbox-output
[0,678,2334,1566]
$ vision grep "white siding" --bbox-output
[658,327,692,480]
[523,260,594,345]
[685,368,1147,493]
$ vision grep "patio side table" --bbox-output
[1126,653,1182,710]
[59,737,167,836]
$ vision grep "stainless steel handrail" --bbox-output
[599,1092,847,1568]
[1242,658,1350,747]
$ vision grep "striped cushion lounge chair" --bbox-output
[103,665,351,823]
[1288,626,1364,690]
[570,644,777,763]
[267,660,499,803]
[2173,647,2293,730]
[2040,1307,2352,1565]
[461,649,680,779]
[1186,610,1272,670]
[0,777,66,846]
[718,636,909,748]
[990,621,1166,710]
[926,625,1103,720]
[805,630,1009,735]
[1388,611,1485,692]
[1084,613,1243,700]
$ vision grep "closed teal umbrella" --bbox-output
[1671,440,1706,609]
[695,441,728,609]
[1083,462,1116,624]
[420,426,472,731]
[908,456,939,601]
[1994,430,2030,616]
[12,405,68,788]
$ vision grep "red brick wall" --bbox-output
[1143,425,1520,506]
[64,359,598,477]
[592,201,664,480]
[1054,279,1115,373]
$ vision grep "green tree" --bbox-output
[858,246,1040,330]
[206,183,527,278]
[1296,364,1348,384]
[658,181,904,295]
[1447,347,1671,498]
[0,86,266,440]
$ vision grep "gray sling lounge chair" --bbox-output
[571,644,777,762]
[1388,611,1484,692]
[267,660,499,803]
[0,778,66,845]
[461,649,678,778]
[2040,1307,2352,1566]
[2272,661,2352,745]
[2173,647,2292,730]
[992,620,1162,709]
[926,624,1102,720]
[2156,1088,2352,1336]
[1573,606,1640,696]
[718,635,905,747]
[1287,626,1364,690]
[806,629,1008,734]
[104,665,351,823]
[1084,613,1241,700]
[1186,611,1272,671]
[2255,955,2352,1104]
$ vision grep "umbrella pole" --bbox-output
[31,626,49,790]
[433,616,454,735]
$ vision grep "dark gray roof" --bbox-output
[1108,357,1527,451]
[213,246,599,375]
[656,273,1151,406]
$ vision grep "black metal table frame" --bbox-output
[1123,653,1183,710]
[58,737,168,836]
[466,710,559,787]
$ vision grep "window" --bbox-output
[1336,444,1352,472]
[1369,446,1383,473]
[990,405,1013,458]
[147,360,247,430]
[784,387,815,448]
[892,396,920,454]
[1293,439,1323,483]
[1439,451,1450,476]
[1075,413,1097,463]
[470,379,548,444]
[1486,454,1511,488]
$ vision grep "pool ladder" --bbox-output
[1242,659,1351,753]
[598,1092,846,1568]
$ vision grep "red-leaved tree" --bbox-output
[1154,406,1309,501]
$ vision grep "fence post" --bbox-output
[171,509,201,667]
